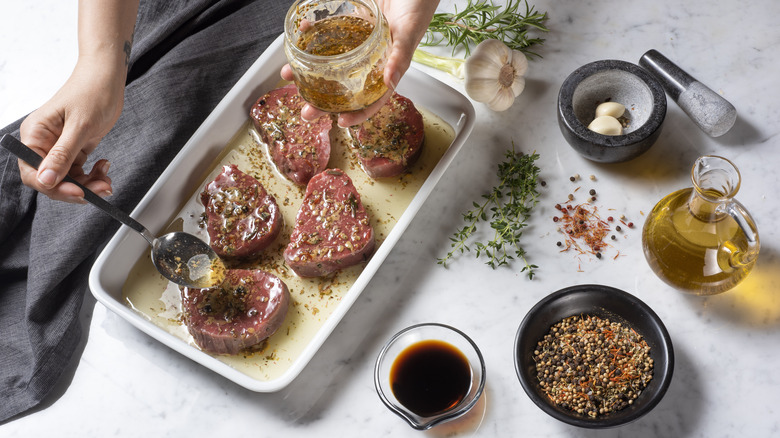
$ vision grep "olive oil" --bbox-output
[390,340,472,417]
[642,187,758,295]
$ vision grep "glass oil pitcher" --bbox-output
[642,155,760,295]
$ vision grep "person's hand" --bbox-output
[18,55,126,203]
[16,0,138,203]
[281,0,440,127]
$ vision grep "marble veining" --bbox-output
[2,0,780,436]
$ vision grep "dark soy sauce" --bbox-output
[390,339,472,417]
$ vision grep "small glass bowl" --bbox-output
[374,323,486,430]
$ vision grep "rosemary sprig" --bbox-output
[422,0,549,57]
[438,147,541,278]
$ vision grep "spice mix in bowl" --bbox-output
[514,284,674,428]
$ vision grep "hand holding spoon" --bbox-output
[1,134,225,289]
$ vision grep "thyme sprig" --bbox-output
[422,0,549,57]
[438,147,541,278]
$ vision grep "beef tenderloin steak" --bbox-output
[348,92,425,179]
[284,169,375,277]
[250,83,332,185]
[201,164,282,259]
[181,269,290,355]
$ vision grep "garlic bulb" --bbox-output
[464,39,528,111]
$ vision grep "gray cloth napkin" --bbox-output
[0,0,290,422]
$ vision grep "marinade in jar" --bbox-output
[284,2,390,113]
[296,16,374,56]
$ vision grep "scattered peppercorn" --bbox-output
[589,189,596,196]
[596,252,602,259]
[557,241,562,247]
[616,225,622,232]
[628,222,634,228]
[611,235,617,240]
[541,180,547,187]
[591,196,597,202]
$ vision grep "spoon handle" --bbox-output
[1,134,151,240]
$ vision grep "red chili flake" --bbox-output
[553,216,560,222]
[555,201,611,257]
[607,216,614,222]
[628,222,634,228]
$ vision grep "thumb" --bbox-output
[36,126,89,189]
[384,24,425,91]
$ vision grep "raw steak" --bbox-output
[201,164,282,259]
[250,83,332,185]
[284,169,375,277]
[181,269,290,355]
[348,92,425,178]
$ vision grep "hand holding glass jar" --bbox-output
[281,0,440,127]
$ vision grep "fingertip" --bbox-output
[301,104,326,122]
[280,64,294,81]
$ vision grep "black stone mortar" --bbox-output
[558,60,667,163]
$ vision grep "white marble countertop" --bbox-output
[2,0,779,436]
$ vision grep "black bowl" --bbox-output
[558,60,667,162]
[514,284,674,428]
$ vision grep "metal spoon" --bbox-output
[1,134,225,289]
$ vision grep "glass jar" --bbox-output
[283,0,391,113]
[642,155,760,295]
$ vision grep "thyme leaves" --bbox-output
[438,147,541,278]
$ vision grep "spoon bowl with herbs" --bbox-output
[0,134,226,289]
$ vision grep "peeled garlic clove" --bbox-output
[595,102,626,119]
[589,115,623,135]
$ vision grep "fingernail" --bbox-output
[102,161,111,174]
[389,71,401,90]
[37,169,57,188]
[66,195,87,204]
[99,190,113,198]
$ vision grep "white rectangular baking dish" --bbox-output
[89,33,475,391]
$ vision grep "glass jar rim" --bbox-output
[284,0,385,62]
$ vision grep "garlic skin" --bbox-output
[464,39,529,111]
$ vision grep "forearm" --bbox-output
[77,0,140,81]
